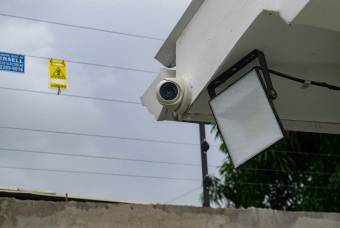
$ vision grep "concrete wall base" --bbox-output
[0,198,339,228]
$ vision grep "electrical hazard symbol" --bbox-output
[49,59,68,90]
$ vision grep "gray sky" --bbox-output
[0,0,224,206]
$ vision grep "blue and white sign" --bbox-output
[0,52,25,73]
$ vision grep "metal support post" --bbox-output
[199,123,210,207]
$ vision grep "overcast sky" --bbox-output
[0,0,225,206]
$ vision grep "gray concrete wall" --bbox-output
[0,198,339,228]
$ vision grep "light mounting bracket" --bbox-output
[207,49,277,100]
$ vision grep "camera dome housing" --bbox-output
[156,78,191,115]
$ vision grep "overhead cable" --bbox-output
[1,147,338,175]
[229,181,339,190]
[0,86,141,105]
[238,167,335,176]
[165,186,202,204]
[0,126,199,146]
[0,165,200,182]
[0,12,164,41]
[25,54,158,74]
[213,147,340,157]
[0,147,204,167]
[0,164,337,190]
[274,150,340,158]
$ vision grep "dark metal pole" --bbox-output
[199,123,210,207]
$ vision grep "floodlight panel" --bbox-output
[209,70,284,168]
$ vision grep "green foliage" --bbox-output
[209,127,340,212]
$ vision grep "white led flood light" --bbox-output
[207,50,285,168]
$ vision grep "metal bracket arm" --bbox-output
[207,49,277,99]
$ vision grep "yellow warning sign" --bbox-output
[49,59,68,90]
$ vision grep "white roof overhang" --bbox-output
[143,0,340,134]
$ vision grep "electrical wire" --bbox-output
[274,150,340,158]
[0,12,164,41]
[228,181,339,190]
[165,186,202,204]
[0,126,199,147]
[0,86,141,105]
[238,167,335,176]
[164,179,340,204]
[0,163,337,190]
[25,54,158,74]
[268,68,340,91]
[214,148,340,158]
[0,147,204,167]
[1,146,338,176]
[0,165,200,182]
[253,66,340,91]
[216,165,339,177]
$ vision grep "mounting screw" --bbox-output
[204,175,213,188]
[201,140,210,152]
[268,89,278,100]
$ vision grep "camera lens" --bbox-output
[159,82,179,101]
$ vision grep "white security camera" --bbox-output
[156,78,191,115]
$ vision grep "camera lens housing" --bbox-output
[156,78,191,115]
[159,82,179,101]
